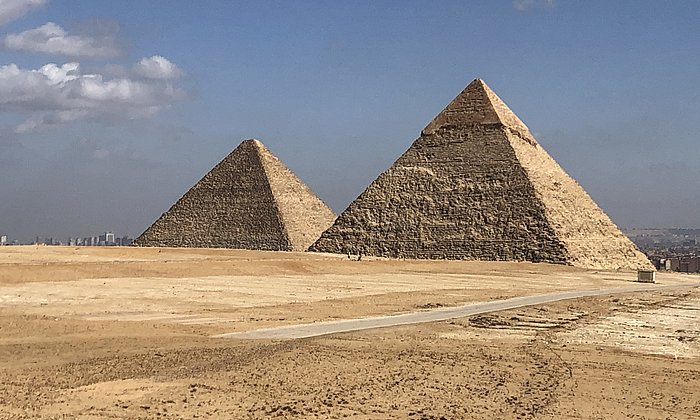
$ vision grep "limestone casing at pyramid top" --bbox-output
[422,79,532,138]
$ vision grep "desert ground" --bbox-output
[1,246,699,419]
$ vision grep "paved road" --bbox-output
[213,282,700,340]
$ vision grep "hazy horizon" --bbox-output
[1,1,699,243]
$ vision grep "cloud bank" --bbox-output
[0,0,46,26]
[2,22,123,58]
[0,1,188,133]
[0,61,187,132]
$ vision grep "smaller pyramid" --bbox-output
[134,139,336,251]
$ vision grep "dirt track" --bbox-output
[1,246,699,419]
[217,283,700,339]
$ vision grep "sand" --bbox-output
[0,245,698,419]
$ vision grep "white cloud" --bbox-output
[2,22,123,58]
[0,61,187,133]
[0,0,45,26]
[513,0,556,12]
[134,55,183,80]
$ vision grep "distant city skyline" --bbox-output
[0,231,133,246]
[1,1,699,243]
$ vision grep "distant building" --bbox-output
[27,232,132,247]
[82,236,97,246]
[649,256,664,270]
[665,256,700,273]
[98,232,115,245]
[36,237,58,245]
[689,257,700,273]
[115,236,133,246]
[681,256,700,273]
[0,235,6,246]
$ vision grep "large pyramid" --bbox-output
[134,139,336,251]
[310,79,653,270]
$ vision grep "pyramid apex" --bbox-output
[422,78,530,136]
[242,138,264,146]
[239,138,270,155]
[465,78,489,91]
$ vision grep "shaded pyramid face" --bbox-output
[310,80,653,270]
[134,139,336,251]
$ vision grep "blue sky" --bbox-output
[1,0,699,242]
